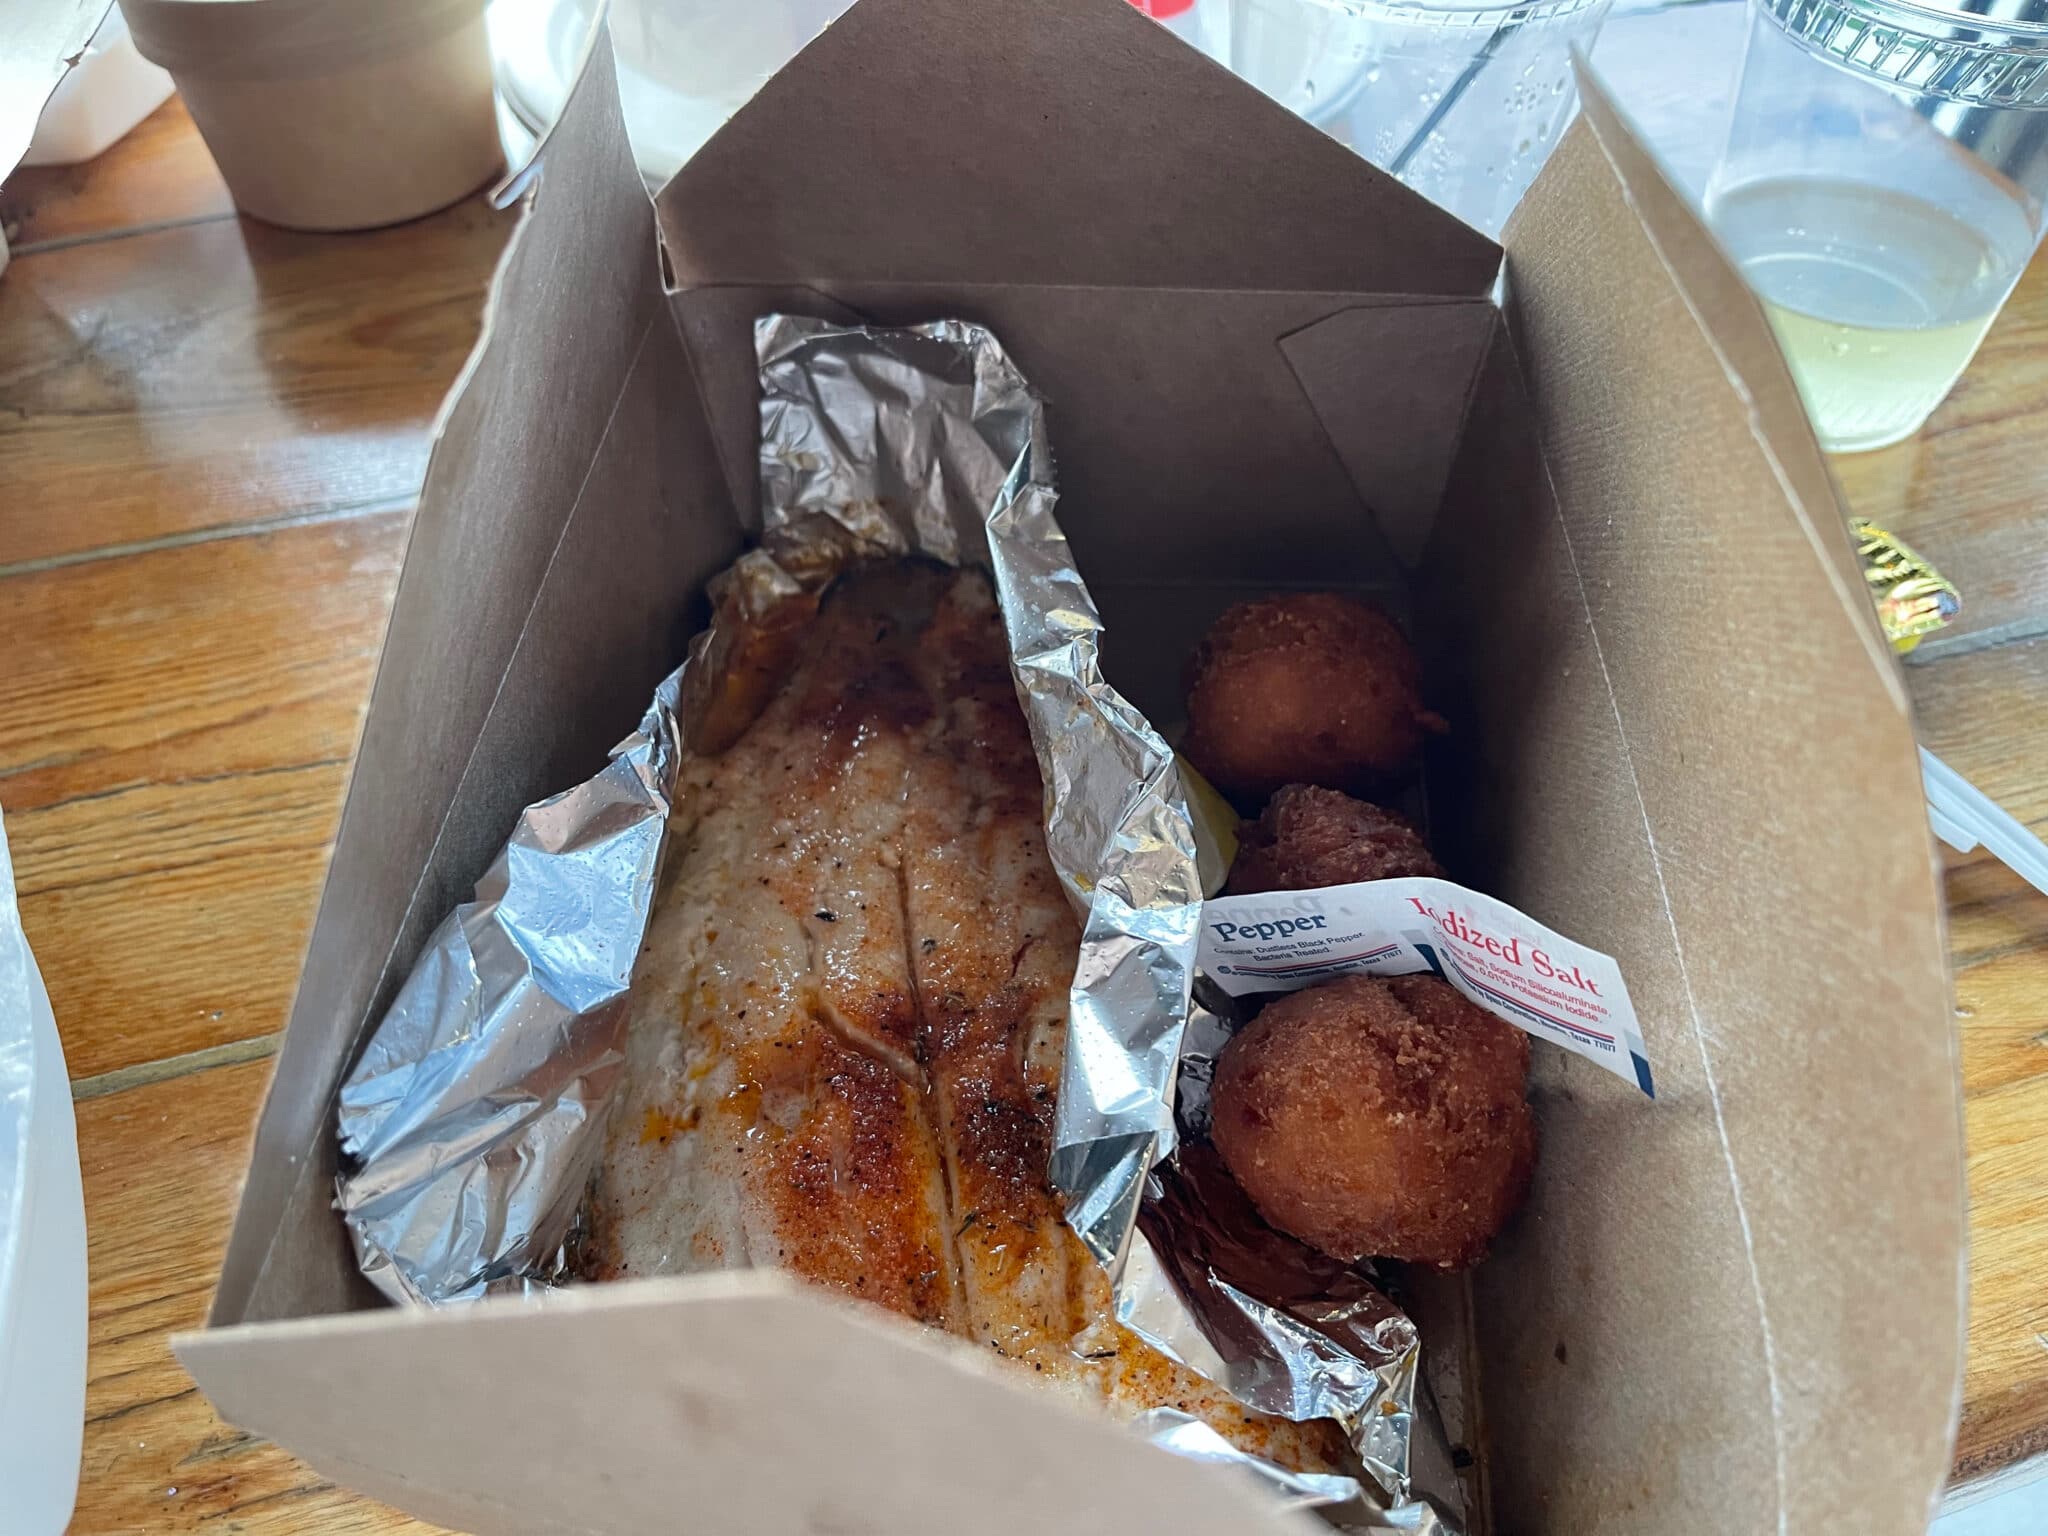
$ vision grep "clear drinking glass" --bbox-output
[1228,0,1612,235]
[1706,0,2048,452]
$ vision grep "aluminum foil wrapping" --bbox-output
[334,314,1456,1529]
[1141,992,1439,1513]
[336,673,683,1303]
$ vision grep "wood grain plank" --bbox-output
[1910,636,2048,836]
[0,199,507,567]
[0,96,234,251]
[1899,633,2048,1480]
[1854,256,2048,1482]
[1954,1004,2048,1477]
[0,507,407,811]
[1834,252,2048,655]
[1951,921,2048,1106]
[23,765,349,1088]
[1942,842,2048,1480]
[1,509,408,1079]
[71,1057,448,1535]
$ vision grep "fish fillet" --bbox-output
[587,563,1346,1470]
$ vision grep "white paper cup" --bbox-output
[120,0,504,231]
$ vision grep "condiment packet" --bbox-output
[1199,878,1654,1096]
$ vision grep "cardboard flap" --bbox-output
[178,1275,1313,1536]
[209,33,671,1327]
[673,281,1461,587]
[652,0,1500,298]
[1488,71,1964,1536]
[1278,299,1499,566]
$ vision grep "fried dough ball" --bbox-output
[1226,785,1443,895]
[1211,974,1535,1269]
[1182,594,1443,800]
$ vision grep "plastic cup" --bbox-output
[1227,0,1613,236]
[1706,0,2048,453]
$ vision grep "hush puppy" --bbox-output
[1211,974,1535,1268]
[1183,593,1443,800]
[1227,784,1443,895]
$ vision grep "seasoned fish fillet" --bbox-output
[589,568,958,1325]
[587,563,1346,1471]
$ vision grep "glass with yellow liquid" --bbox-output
[1705,0,2048,453]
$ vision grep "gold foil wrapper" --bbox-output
[1852,518,1960,653]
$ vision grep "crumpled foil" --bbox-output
[1140,991,1435,1508]
[335,315,1456,1529]
[335,674,682,1304]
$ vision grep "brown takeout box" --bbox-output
[175,3,1965,1532]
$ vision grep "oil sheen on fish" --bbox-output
[586,563,1346,1471]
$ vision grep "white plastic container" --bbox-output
[0,805,87,1536]
[22,10,175,168]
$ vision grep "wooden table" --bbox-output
[3,100,2044,1534]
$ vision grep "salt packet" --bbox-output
[1198,878,1654,1096]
